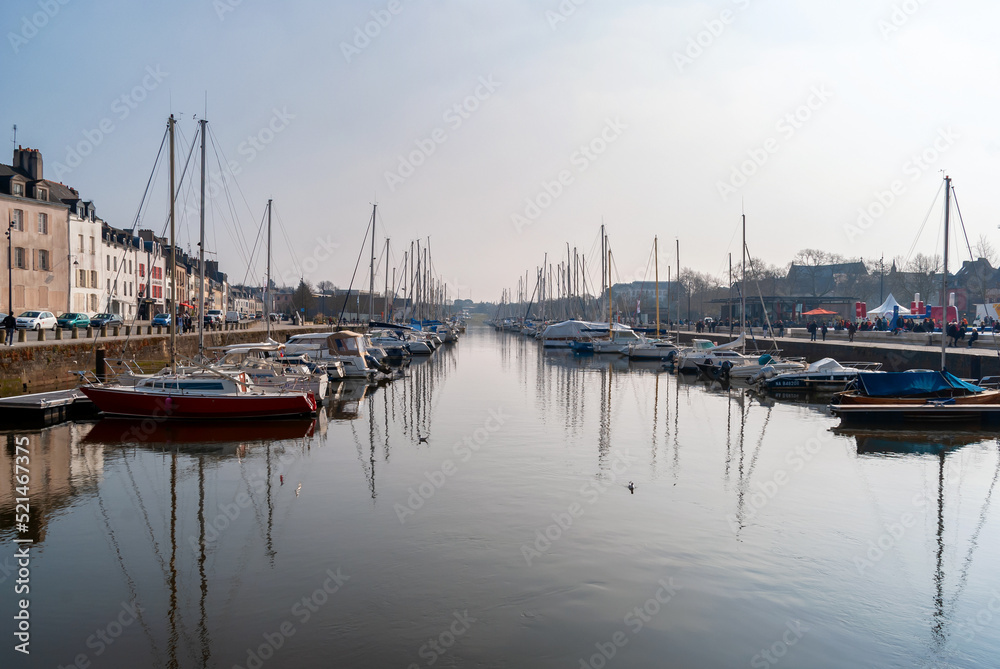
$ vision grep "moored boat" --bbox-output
[81,373,317,419]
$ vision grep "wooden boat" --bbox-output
[830,371,1000,423]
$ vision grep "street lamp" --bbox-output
[6,219,14,316]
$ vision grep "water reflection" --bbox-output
[2,330,1000,668]
[836,426,1000,664]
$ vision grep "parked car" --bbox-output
[225,311,241,323]
[206,309,224,325]
[56,313,91,329]
[15,310,57,330]
[90,313,124,328]
[254,311,264,320]
[269,313,280,322]
[152,312,173,326]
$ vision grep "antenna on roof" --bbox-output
[10,124,16,150]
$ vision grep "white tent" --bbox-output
[867,293,911,316]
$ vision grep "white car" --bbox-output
[16,310,57,330]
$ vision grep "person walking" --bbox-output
[3,311,16,346]
[808,321,817,341]
[821,322,828,341]
[848,321,857,342]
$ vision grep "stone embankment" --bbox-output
[0,323,332,396]
[673,328,1000,379]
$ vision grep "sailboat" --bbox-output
[79,116,317,419]
[628,236,679,360]
[831,175,1000,423]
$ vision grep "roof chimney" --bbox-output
[12,147,42,180]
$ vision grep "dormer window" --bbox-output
[12,183,23,196]
[36,188,47,201]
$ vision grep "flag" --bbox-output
[636,299,641,314]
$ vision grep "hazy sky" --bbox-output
[3,0,998,300]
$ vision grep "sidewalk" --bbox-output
[0,320,320,350]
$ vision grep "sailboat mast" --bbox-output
[198,118,207,359]
[654,236,660,339]
[601,224,606,314]
[368,203,377,325]
[675,238,680,339]
[266,199,272,340]
[608,248,613,332]
[168,114,177,374]
[941,175,951,371]
[384,238,390,320]
[741,213,746,353]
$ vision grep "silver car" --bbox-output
[16,310,57,330]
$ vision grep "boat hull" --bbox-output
[80,386,317,419]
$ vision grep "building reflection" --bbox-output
[1,422,104,544]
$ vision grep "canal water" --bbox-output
[3,326,1000,668]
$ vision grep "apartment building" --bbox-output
[0,147,71,314]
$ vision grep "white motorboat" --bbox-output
[627,339,679,361]
[675,335,750,372]
[284,331,376,379]
[540,320,632,348]
[755,357,883,391]
[724,354,807,380]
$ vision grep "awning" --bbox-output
[802,308,838,316]
[179,302,194,308]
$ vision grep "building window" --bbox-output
[37,213,48,234]
[13,247,26,269]
[78,234,85,253]
[89,294,97,312]
[11,209,23,231]
[89,237,95,255]
[113,257,117,271]
[37,249,50,271]
[107,279,110,292]
[90,270,97,288]
[106,256,110,271]
[139,263,145,277]
[78,269,86,287]
[12,183,24,196]
[36,188,47,201]
[128,259,132,274]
